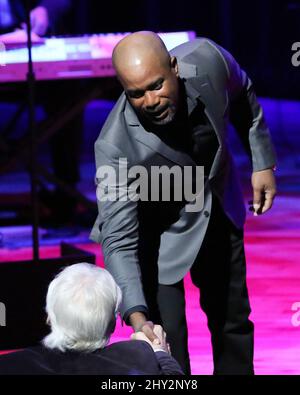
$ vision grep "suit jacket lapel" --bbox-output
[183,73,224,141]
[178,58,227,138]
[125,100,195,167]
[181,63,226,179]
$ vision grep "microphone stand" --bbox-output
[25,0,39,262]
[0,2,98,349]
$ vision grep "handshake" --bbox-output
[131,324,171,354]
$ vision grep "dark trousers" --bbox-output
[156,198,254,375]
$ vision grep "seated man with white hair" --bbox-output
[0,263,183,375]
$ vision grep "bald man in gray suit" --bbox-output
[90,32,277,375]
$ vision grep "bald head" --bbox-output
[112,31,180,126]
[112,31,171,79]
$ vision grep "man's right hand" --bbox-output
[131,325,170,354]
[129,312,161,345]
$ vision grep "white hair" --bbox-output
[43,263,122,353]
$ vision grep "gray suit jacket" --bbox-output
[90,38,276,319]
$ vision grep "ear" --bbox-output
[170,56,179,76]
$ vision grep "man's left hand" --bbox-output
[21,6,49,36]
[251,168,277,215]
[31,6,49,36]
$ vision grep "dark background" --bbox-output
[69,0,300,99]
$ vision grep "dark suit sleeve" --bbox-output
[213,42,277,172]
[155,351,185,375]
[94,139,148,320]
[130,341,184,375]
